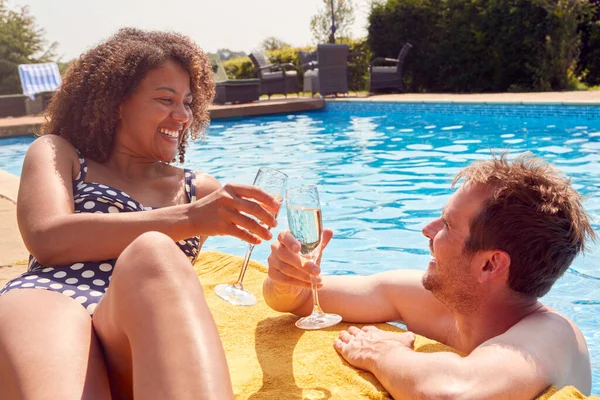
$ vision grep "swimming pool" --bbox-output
[1,101,599,394]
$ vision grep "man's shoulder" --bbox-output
[504,305,584,349]
[518,305,581,337]
[490,304,591,392]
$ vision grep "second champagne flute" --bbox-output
[286,184,342,330]
[214,167,288,306]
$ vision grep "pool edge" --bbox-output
[0,98,326,139]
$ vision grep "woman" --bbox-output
[0,28,277,399]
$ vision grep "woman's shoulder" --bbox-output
[163,165,221,197]
[28,134,79,157]
[193,171,220,188]
[190,170,221,199]
[25,134,80,169]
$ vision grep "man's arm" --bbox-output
[336,311,590,399]
[263,230,451,339]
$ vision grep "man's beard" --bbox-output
[422,253,481,315]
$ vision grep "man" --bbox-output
[263,154,595,398]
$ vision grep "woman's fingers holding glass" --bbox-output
[222,227,262,245]
[218,217,262,245]
[228,210,273,241]
[225,183,282,215]
[235,197,279,229]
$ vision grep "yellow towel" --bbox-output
[195,251,595,400]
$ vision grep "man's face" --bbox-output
[421,182,491,314]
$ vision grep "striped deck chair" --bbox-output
[18,62,62,100]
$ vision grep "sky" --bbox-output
[10,0,372,61]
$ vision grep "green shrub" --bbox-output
[267,46,306,68]
[222,56,255,80]
[368,0,587,92]
[339,37,372,92]
[576,1,600,86]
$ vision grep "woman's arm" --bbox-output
[18,135,279,266]
[193,171,222,249]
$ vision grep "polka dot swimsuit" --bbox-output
[0,151,200,315]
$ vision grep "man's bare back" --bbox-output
[404,293,592,394]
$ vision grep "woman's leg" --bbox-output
[92,231,233,400]
[0,289,111,399]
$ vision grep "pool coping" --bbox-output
[329,90,600,106]
[329,98,600,106]
[0,97,326,139]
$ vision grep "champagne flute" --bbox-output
[286,185,342,330]
[214,167,288,306]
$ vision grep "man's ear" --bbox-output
[478,251,510,284]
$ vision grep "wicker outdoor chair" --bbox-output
[313,44,349,97]
[208,54,260,104]
[369,42,413,93]
[249,52,299,98]
[299,51,318,71]
[0,94,27,118]
[299,50,319,96]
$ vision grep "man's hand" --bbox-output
[267,229,334,290]
[334,326,415,372]
[262,229,334,313]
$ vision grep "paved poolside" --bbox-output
[0,91,598,286]
[0,170,26,287]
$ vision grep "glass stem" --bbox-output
[234,244,255,289]
[310,274,324,315]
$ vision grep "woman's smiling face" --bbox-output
[115,58,194,162]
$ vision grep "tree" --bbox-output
[260,36,290,52]
[576,0,600,85]
[310,0,355,44]
[216,48,246,61]
[0,0,56,95]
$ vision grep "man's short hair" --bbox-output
[454,153,596,298]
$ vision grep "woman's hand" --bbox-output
[188,183,281,244]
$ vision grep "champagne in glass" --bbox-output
[215,167,288,306]
[286,185,342,330]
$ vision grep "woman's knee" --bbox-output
[110,231,200,295]
[123,231,180,260]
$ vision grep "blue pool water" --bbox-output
[1,102,599,394]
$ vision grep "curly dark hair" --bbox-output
[42,28,215,163]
